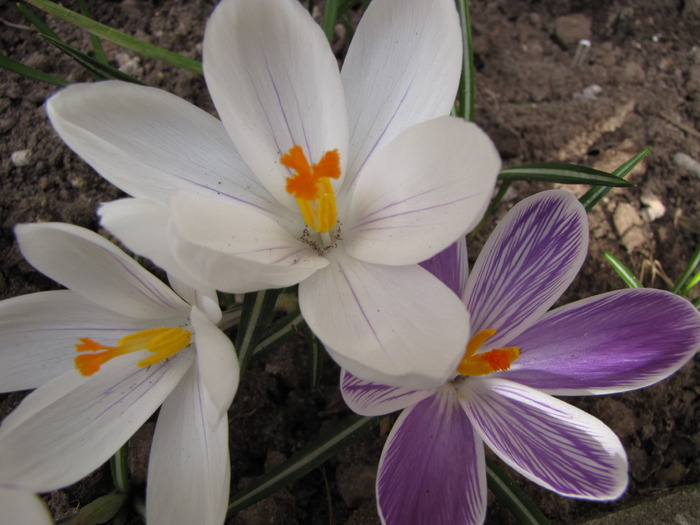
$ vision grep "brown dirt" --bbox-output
[1,1,699,524]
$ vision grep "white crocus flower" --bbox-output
[46,0,500,388]
[0,485,53,525]
[0,223,238,525]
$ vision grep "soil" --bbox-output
[1,1,699,524]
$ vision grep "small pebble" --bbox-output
[673,152,700,178]
[573,84,603,101]
[640,191,666,222]
[11,149,32,167]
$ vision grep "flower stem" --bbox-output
[109,443,130,494]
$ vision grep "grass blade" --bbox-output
[235,289,281,374]
[41,33,144,84]
[499,162,635,186]
[307,331,326,391]
[680,270,700,296]
[77,0,107,64]
[604,251,642,288]
[580,148,652,211]
[322,0,340,43]
[455,0,475,121]
[25,0,203,74]
[227,415,377,515]
[0,53,68,86]
[17,2,59,39]
[486,458,551,525]
[250,310,305,361]
[672,245,700,294]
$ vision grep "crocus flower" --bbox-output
[0,223,238,525]
[45,0,500,389]
[341,190,700,525]
[0,485,52,525]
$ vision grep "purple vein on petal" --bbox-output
[505,288,700,393]
[378,388,486,525]
[465,192,586,345]
[463,379,625,498]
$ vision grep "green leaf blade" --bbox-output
[580,148,652,211]
[25,0,203,74]
[604,251,643,289]
[227,415,377,515]
[499,162,635,186]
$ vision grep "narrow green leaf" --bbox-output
[227,415,377,515]
[235,289,281,374]
[0,53,68,86]
[580,148,652,211]
[455,0,475,121]
[250,310,305,361]
[603,251,642,288]
[307,331,326,391]
[672,245,700,294]
[109,443,129,493]
[499,162,635,186]
[680,270,700,296]
[41,33,144,84]
[321,0,340,43]
[17,2,59,39]
[486,458,551,525]
[62,493,127,525]
[25,0,203,74]
[77,0,107,64]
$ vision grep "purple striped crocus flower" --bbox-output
[341,189,700,525]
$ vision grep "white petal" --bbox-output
[99,198,218,300]
[169,193,328,292]
[299,252,469,389]
[344,118,500,265]
[47,81,274,208]
[0,486,53,525]
[340,369,435,416]
[0,349,193,492]
[0,291,160,392]
[341,0,462,187]
[203,0,348,209]
[15,222,189,319]
[146,364,230,525]
[190,307,240,426]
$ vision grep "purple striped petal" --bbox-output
[463,190,588,350]
[502,289,700,395]
[378,388,486,525]
[419,237,469,297]
[340,369,434,416]
[460,378,627,500]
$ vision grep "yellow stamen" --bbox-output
[281,145,341,233]
[457,328,520,376]
[74,327,191,376]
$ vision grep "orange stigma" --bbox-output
[281,145,340,233]
[457,328,519,376]
[74,327,192,376]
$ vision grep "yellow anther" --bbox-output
[281,145,340,233]
[74,327,191,376]
[457,328,520,376]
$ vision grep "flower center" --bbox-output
[456,328,519,376]
[281,145,341,233]
[74,327,192,376]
